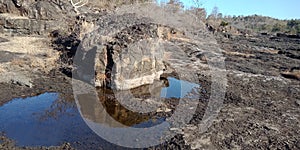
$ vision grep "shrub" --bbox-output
[220,21,229,27]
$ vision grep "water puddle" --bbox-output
[0,93,85,147]
[78,77,200,127]
[0,93,119,149]
[160,77,200,98]
[0,77,200,148]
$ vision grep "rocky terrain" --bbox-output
[184,32,300,149]
[0,1,300,150]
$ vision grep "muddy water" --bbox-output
[0,77,200,148]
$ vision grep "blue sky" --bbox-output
[157,0,300,20]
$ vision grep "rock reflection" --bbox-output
[77,88,159,128]
[77,77,200,128]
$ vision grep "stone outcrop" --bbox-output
[99,23,169,90]
[73,4,215,90]
[0,0,76,18]
[74,15,168,90]
[0,0,76,35]
[0,0,21,14]
[281,68,300,80]
[0,13,71,35]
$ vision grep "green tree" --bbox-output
[220,21,228,27]
[287,19,300,28]
[287,19,300,33]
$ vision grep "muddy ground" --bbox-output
[0,30,300,150]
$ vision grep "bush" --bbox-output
[220,21,229,27]
[272,23,284,32]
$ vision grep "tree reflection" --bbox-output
[35,93,77,121]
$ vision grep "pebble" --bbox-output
[296,100,300,106]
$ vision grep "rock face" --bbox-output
[75,14,168,90]
[0,0,76,35]
[0,0,76,18]
[74,4,213,90]
[0,0,20,14]
[99,23,168,90]
[0,13,71,35]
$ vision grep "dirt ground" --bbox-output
[182,33,300,149]
[0,34,67,105]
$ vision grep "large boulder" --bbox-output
[100,25,166,90]
[74,14,169,90]
[73,3,215,90]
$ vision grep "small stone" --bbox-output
[263,124,279,132]
[156,108,163,113]
[170,128,179,131]
[296,100,300,106]
[165,108,172,112]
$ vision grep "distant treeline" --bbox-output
[218,15,300,34]
[87,0,300,34]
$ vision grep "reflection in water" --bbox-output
[0,93,128,149]
[78,79,167,127]
[37,94,77,121]
[0,77,200,148]
[0,93,85,146]
[161,77,200,98]
[78,77,200,127]
[77,90,153,128]
[99,89,151,127]
[75,77,201,148]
